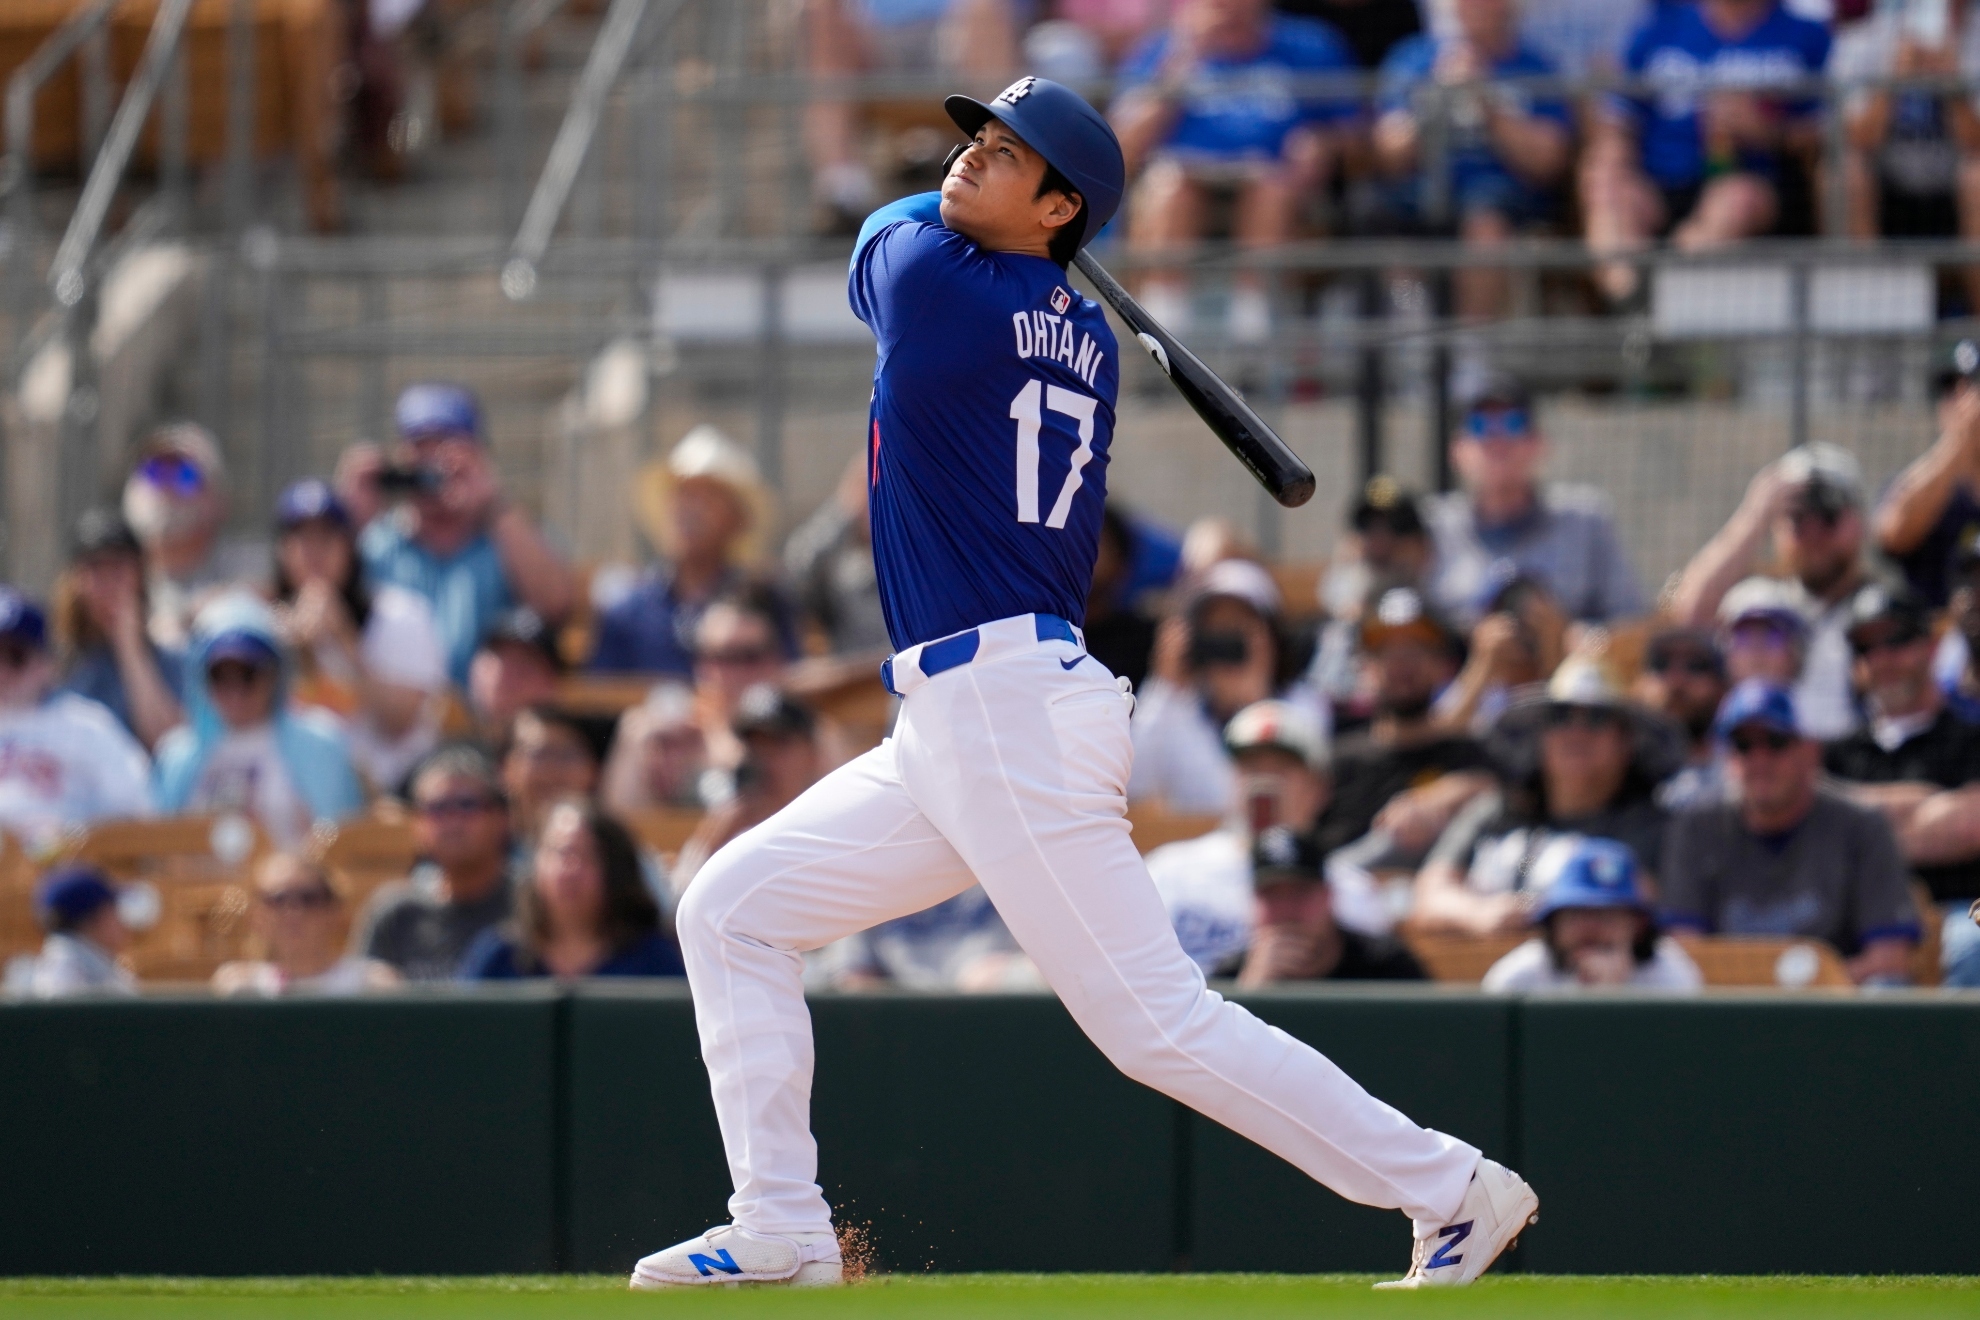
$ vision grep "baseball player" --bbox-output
[631,77,1536,1291]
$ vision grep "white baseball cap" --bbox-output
[1192,558,1282,617]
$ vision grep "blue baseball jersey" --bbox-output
[1117,15,1360,163]
[850,193,1120,651]
[1611,1,1830,190]
[1377,36,1570,219]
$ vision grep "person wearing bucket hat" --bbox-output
[1112,0,1361,341]
[360,382,576,687]
[0,586,153,853]
[1412,657,1680,938]
[633,69,1536,1295]
[593,425,796,678]
[52,506,185,750]
[1480,837,1703,992]
[21,864,140,998]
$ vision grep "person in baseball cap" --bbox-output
[468,606,566,746]
[25,864,139,998]
[1234,825,1426,987]
[395,382,483,443]
[1480,837,1702,992]
[942,75,1125,266]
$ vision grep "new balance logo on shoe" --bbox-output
[688,1249,743,1277]
[1426,1220,1473,1270]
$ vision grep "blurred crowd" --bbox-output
[811,0,1980,331]
[8,349,1980,998]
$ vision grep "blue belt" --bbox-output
[880,613,1078,698]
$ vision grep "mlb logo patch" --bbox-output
[1050,286,1072,314]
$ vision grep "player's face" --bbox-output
[939,122,1082,257]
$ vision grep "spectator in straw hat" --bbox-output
[359,383,578,687]
[591,425,797,677]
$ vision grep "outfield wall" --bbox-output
[1,986,1974,1276]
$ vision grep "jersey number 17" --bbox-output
[1009,378,1097,530]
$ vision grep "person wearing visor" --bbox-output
[1674,442,1879,740]
[1131,558,1327,813]
[20,866,139,998]
[1482,836,1702,991]
[1823,584,1980,987]
[358,382,577,687]
[637,77,1535,1293]
[1661,680,1918,984]
[120,423,267,651]
[1423,372,1645,630]
[53,508,184,750]
[1413,657,1680,937]
[271,479,447,793]
[153,595,364,848]
[0,587,152,851]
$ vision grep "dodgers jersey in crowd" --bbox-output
[0,692,152,850]
[849,191,1120,650]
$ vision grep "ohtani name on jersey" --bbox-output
[1012,311,1105,388]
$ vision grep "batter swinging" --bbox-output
[630,77,1537,1291]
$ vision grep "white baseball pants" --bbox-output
[675,614,1479,1238]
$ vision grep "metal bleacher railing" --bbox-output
[0,0,1973,593]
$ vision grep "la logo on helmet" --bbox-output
[995,77,1038,107]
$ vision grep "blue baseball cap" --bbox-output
[36,865,117,929]
[395,382,482,441]
[0,587,48,650]
[1532,838,1648,921]
[204,628,281,671]
[944,76,1126,242]
[1713,678,1801,741]
[274,478,350,531]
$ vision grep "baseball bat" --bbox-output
[1073,249,1316,509]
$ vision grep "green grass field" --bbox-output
[1,1276,1975,1319]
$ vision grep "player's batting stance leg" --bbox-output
[630,78,1536,1293]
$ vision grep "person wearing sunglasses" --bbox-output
[152,595,364,849]
[212,854,399,996]
[119,423,267,652]
[1423,372,1646,632]
[1632,625,1730,811]
[1412,657,1681,937]
[1822,585,1980,987]
[1672,443,1877,741]
[355,745,518,982]
[0,587,152,853]
[1661,679,1918,985]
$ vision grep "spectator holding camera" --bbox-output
[1662,680,1919,984]
[1481,836,1703,991]
[1235,828,1426,985]
[153,595,365,849]
[1112,0,1361,342]
[0,588,152,852]
[52,509,184,751]
[1823,584,1980,986]
[1582,0,1830,305]
[358,383,577,687]
[1412,658,1681,937]
[1373,0,1573,319]
[1435,566,1567,736]
[461,798,684,979]
[1423,373,1644,629]
[356,746,518,982]
[270,480,447,793]
[20,866,137,998]
[1674,444,1879,740]
[1130,559,1326,813]
[212,854,400,996]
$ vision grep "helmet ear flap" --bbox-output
[942,142,967,178]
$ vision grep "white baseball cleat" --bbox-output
[1373,1158,1539,1290]
[628,1224,843,1289]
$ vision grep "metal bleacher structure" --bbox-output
[0,1,1965,987]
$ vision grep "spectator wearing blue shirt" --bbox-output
[53,509,184,751]
[1113,0,1361,342]
[1372,0,1573,320]
[592,425,796,676]
[1582,0,1831,305]
[359,383,577,687]
[461,797,684,980]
